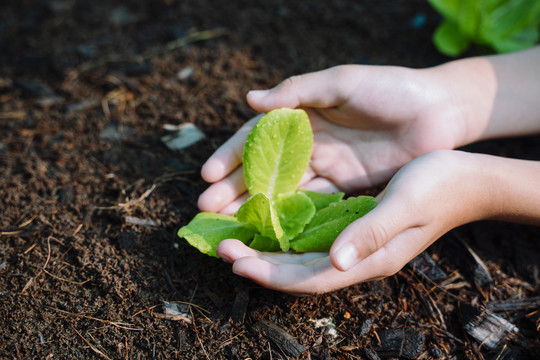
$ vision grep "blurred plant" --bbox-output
[429,0,540,56]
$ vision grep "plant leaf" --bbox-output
[298,190,345,210]
[491,25,540,53]
[290,196,377,252]
[243,108,313,201]
[456,0,482,38]
[177,212,256,257]
[433,20,471,56]
[483,0,540,40]
[428,0,462,24]
[275,191,316,240]
[249,233,281,252]
[236,193,288,251]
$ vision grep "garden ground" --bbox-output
[1,1,539,359]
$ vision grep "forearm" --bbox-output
[483,46,540,140]
[426,46,540,146]
[473,153,540,226]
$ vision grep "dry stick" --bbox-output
[18,215,38,228]
[42,268,91,285]
[70,323,113,360]
[218,330,246,349]
[23,243,38,254]
[96,183,157,211]
[0,111,25,119]
[419,324,464,345]
[76,28,228,74]
[14,343,22,360]
[72,223,83,236]
[48,307,143,331]
[1,214,39,235]
[21,236,53,294]
[24,236,90,287]
[187,286,211,360]
[131,304,161,318]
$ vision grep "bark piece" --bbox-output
[445,235,492,287]
[487,297,540,313]
[459,303,518,350]
[252,320,307,358]
[408,251,447,282]
[230,286,249,323]
[373,328,425,359]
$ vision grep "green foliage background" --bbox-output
[429,0,540,56]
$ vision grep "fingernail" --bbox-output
[247,89,270,99]
[334,244,358,271]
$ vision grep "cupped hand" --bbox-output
[198,64,479,214]
[216,150,491,295]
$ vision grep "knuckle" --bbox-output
[365,223,388,254]
[283,75,301,88]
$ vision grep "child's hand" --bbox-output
[216,150,540,295]
[198,63,494,214]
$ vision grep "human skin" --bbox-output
[198,46,540,295]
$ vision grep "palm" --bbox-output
[304,103,450,193]
[198,64,457,214]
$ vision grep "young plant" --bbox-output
[178,108,377,257]
[429,0,540,56]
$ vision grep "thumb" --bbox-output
[247,66,348,113]
[329,198,413,272]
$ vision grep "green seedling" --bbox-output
[429,0,540,56]
[178,108,377,257]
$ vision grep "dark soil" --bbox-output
[1,1,539,359]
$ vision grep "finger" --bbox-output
[201,115,262,183]
[216,239,259,263]
[219,192,249,215]
[329,194,415,272]
[338,224,438,284]
[232,252,388,295]
[299,176,341,194]
[231,255,336,295]
[247,67,349,113]
[198,166,247,213]
[217,239,328,265]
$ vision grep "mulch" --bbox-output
[1,1,539,359]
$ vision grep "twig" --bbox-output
[150,312,192,323]
[43,268,91,285]
[23,243,38,254]
[47,307,143,331]
[0,111,26,119]
[21,236,53,294]
[71,323,113,360]
[1,215,39,235]
[96,184,157,212]
[72,223,83,236]
[218,330,246,349]
[18,215,38,228]
[419,324,464,345]
[187,286,211,360]
[131,304,160,318]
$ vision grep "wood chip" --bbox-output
[408,251,447,282]
[229,286,249,323]
[460,303,518,350]
[373,328,426,359]
[446,234,492,287]
[252,320,307,358]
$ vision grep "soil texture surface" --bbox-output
[1,1,539,359]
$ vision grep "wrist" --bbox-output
[421,57,497,148]
[475,155,540,225]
